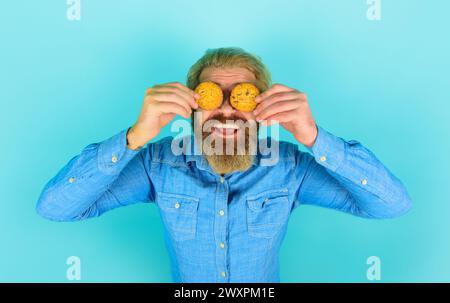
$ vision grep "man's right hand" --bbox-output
[127,82,200,150]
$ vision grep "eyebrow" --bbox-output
[209,81,249,90]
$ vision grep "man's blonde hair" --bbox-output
[186,47,272,91]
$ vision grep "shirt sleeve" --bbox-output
[292,126,412,219]
[36,129,155,222]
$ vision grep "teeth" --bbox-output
[213,123,239,129]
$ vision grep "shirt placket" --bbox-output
[214,175,229,282]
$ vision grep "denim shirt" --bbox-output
[36,126,412,282]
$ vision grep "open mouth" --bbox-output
[211,122,240,139]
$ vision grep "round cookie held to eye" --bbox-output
[230,83,260,112]
[194,81,223,110]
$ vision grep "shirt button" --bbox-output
[361,179,368,186]
[319,156,327,162]
[218,210,225,216]
[174,202,180,209]
[68,177,76,183]
[220,271,226,277]
[111,155,118,163]
[219,242,225,249]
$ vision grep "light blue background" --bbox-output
[1,0,449,282]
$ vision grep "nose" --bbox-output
[218,90,236,115]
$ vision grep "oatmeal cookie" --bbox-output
[194,81,223,110]
[230,83,260,112]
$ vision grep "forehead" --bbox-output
[199,67,256,89]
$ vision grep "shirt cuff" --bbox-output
[307,126,346,172]
[97,128,141,175]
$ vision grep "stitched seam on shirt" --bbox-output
[151,159,189,168]
[246,188,289,200]
[292,151,314,208]
[141,148,155,202]
[333,140,347,172]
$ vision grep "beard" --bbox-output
[194,113,258,175]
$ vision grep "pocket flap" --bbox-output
[246,188,289,211]
[157,192,199,214]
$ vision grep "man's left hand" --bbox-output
[253,83,318,147]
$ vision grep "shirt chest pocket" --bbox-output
[156,192,199,242]
[246,188,290,239]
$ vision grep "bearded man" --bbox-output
[37,47,412,282]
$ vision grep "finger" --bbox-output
[261,111,297,126]
[255,83,294,103]
[254,91,300,115]
[154,101,191,119]
[151,92,193,114]
[152,86,199,109]
[255,99,300,121]
[161,82,200,99]
[261,119,278,127]
[153,84,200,102]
